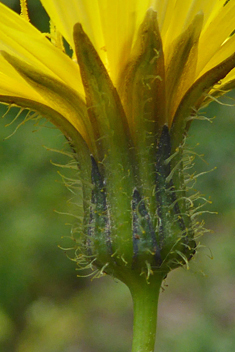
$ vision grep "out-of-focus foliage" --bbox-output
[0,1,235,351]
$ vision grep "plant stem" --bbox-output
[129,275,163,352]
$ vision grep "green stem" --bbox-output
[128,274,163,352]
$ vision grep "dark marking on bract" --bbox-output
[132,188,162,267]
[88,156,113,256]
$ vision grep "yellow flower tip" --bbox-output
[20,0,30,22]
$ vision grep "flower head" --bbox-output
[1,0,235,282]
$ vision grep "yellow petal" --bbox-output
[170,52,235,151]
[199,34,235,79]
[0,2,84,95]
[96,0,152,82]
[155,0,212,49]
[165,12,203,124]
[219,67,235,87]
[0,56,45,100]
[40,0,152,83]
[1,51,98,151]
[155,0,233,72]
[197,0,235,75]
[40,0,105,53]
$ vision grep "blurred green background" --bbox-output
[1,1,235,351]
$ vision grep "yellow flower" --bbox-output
[1,1,235,148]
[1,2,235,350]
[1,0,235,279]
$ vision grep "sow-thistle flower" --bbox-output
[1,0,235,351]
